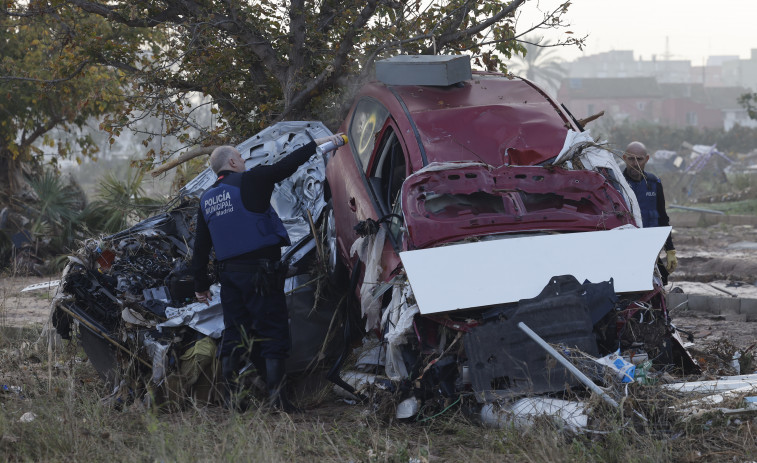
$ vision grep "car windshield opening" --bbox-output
[423,192,506,215]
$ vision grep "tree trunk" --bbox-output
[0,150,39,201]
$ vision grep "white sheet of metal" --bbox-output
[399,227,671,315]
[21,280,61,292]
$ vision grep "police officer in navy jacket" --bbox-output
[191,133,344,411]
[622,141,678,285]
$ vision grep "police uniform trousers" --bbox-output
[218,267,291,360]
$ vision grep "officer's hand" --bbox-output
[665,250,678,273]
[195,290,212,305]
[314,133,346,146]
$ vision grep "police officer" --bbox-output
[192,133,344,412]
[622,141,678,284]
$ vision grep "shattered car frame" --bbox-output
[52,122,340,401]
[322,56,697,414]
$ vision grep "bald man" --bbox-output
[191,133,344,412]
[622,141,677,284]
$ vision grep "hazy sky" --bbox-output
[517,0,757,64]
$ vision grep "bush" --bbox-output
[597,121,757,155]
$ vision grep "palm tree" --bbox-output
[82,169,165,234]
[508,37,567,95]
[26,170,86,252]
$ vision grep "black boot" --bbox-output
[265,358,301,413]
[220,351,241,410]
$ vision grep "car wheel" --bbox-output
[324,200,348,287]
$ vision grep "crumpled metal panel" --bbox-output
[465,275,608,403]
[402,162,634,250]
[389,74,572,167]
[157,284,224,338]
[553,130,644,228]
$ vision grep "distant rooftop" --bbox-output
[562,77,661,98]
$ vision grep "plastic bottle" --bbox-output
[731,352,741,375]
[316,134,348,156]
[596,350,636,383]
[635,359,653,385]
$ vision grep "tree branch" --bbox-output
[278,0,380,120]
[428,0,527,53]
[286,0,306,104]
[149,145,218,176]
[66,0,184,27]
[0,60,91,84]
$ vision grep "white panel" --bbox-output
[399,227,671,315]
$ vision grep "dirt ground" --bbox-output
[1,222,756,352]
[667,223,757,352]
[0,276,56,328]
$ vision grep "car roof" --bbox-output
[357,73,576,167]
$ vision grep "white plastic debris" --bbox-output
[381,283,420,380]
[480,398,588,431]
[121,308,157,328]
[19,411,37,423]
[662,374,757,394]
[677,385,757,411]
[350,227,386,331]
[333,371,379,399]
[731,352,742,375]
[396,396,420,419]
[20,280,60,292]
[143,336,169,384]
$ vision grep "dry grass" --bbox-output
[1,323,756,462]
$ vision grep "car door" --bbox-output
[327,97,390,270]
[327,97,406,280]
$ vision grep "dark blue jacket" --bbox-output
[626,171,661,227]
[192,141,318,292]
[623,169,674,251]
[200,172,290,261]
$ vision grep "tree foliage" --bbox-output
[739,92,757,120]
[0,2,139,194]
[3,0,581,170]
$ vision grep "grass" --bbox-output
[1,324,756,463]
[1,275,755,463]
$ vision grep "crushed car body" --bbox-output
[52,121,339,399]
[322,55,698,416]
[51,55,699,420]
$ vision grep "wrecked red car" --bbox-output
[323,55,696,411]
[49,55,697,420]
[326,57,637,281]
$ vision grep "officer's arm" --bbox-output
[258,141,318,184]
